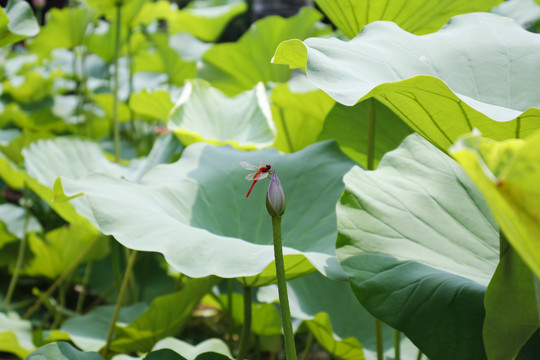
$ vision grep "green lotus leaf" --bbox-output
[24,225,105,279]
[483,240,540,360]
[129,89,174,121]
[168,33,212,62]
[112,277,219,353]
[168,1,247,42]
[317,99,413,167]
[152,337,232,359]
[144,349,186,360]
[3,71,54,105]
[314,0,502,38]
[270,76,335,153]
[0,312,35,358]
[61,303,147,352]
[0,203,41,241]
[93,93,131,123]
[336,134,499,359]
[450,130,540,279]
[133,33,197,86]
[29,7,94,56]
[58,141,355,285]
[168,80,275,149]
[199,7,324,96]
[273,13,540,150]
[86,0,148,27]
[0,0,39,47]
[26,342,104,359]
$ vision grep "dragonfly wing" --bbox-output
[245,172,257,181]
[253,172,270,181]
[239,161,258,170]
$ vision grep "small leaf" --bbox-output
[0,0,39,47]
[26,342,104,360]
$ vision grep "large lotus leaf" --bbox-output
[153,338,232,360]
[0,312,35,358]
[168,80,275,149]
[58,141,355,285]
[168,1,247,42]
[26,342,104,360]
[336,134,500,359]
[111,277,219,353]
[199,7,324,96]
[129,89,174,122]
[450,131,540,278]
[0,0,39,47]
[24,225,106,279]
[60,303,147,352]
[29,7,94,56]
[270,76,335,153]
[273,13,540,150]
[318,99,413,167]
[483,240,540,360]
[315,0,502,38]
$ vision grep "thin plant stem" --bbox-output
[112,2,122,162]
[417,349,423,360]
[124,247,136,304]
[227,279,235,351]
[300,331,314,360]
[102,249,138,358]
[394,329,401,360]
[51,282,68,329]
[367,98,376,170]
[236,286,252,360]
[279,107,295,153]
[76,261,93,313]
[271,215,297,360]
[3,190,31,311]
[23,236,101,319]
[375,318,383,360]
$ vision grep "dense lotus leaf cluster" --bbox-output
[0,0,539,359]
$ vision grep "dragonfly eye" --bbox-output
[266,165,271,169]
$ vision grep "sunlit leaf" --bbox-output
[273,13,540,150]
[450,130,540,279]
[129,89,174,122]
[0,203,41,241]
[3,71,54,105]
[29,7,94,56]
[168,80,275,149]
[493,0,540,27]
[199,7,324,96]
[0,0,39,47]
[24,225,105,279]
[336,134,499,359]
[58,141,355,286]
[0,313,34,358]
[93,93,131,123]
[168,1,247,42]
[314,0,503,38]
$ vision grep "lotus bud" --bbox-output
[266,171,286,217]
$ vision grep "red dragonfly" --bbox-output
[240,160,273,198]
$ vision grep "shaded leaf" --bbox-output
[0,0,39,47]
[26,342,103,360]
[153,338,232,360]
[0,312,34,358]
[336,134,499,359]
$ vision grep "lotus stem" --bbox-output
[375,318,383,360]
[237,286,252,360]
[394,329,401,360]
[271,215,297,360]
[367,98,376,170]
[112,1,122,162]
[102,249,138,358]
